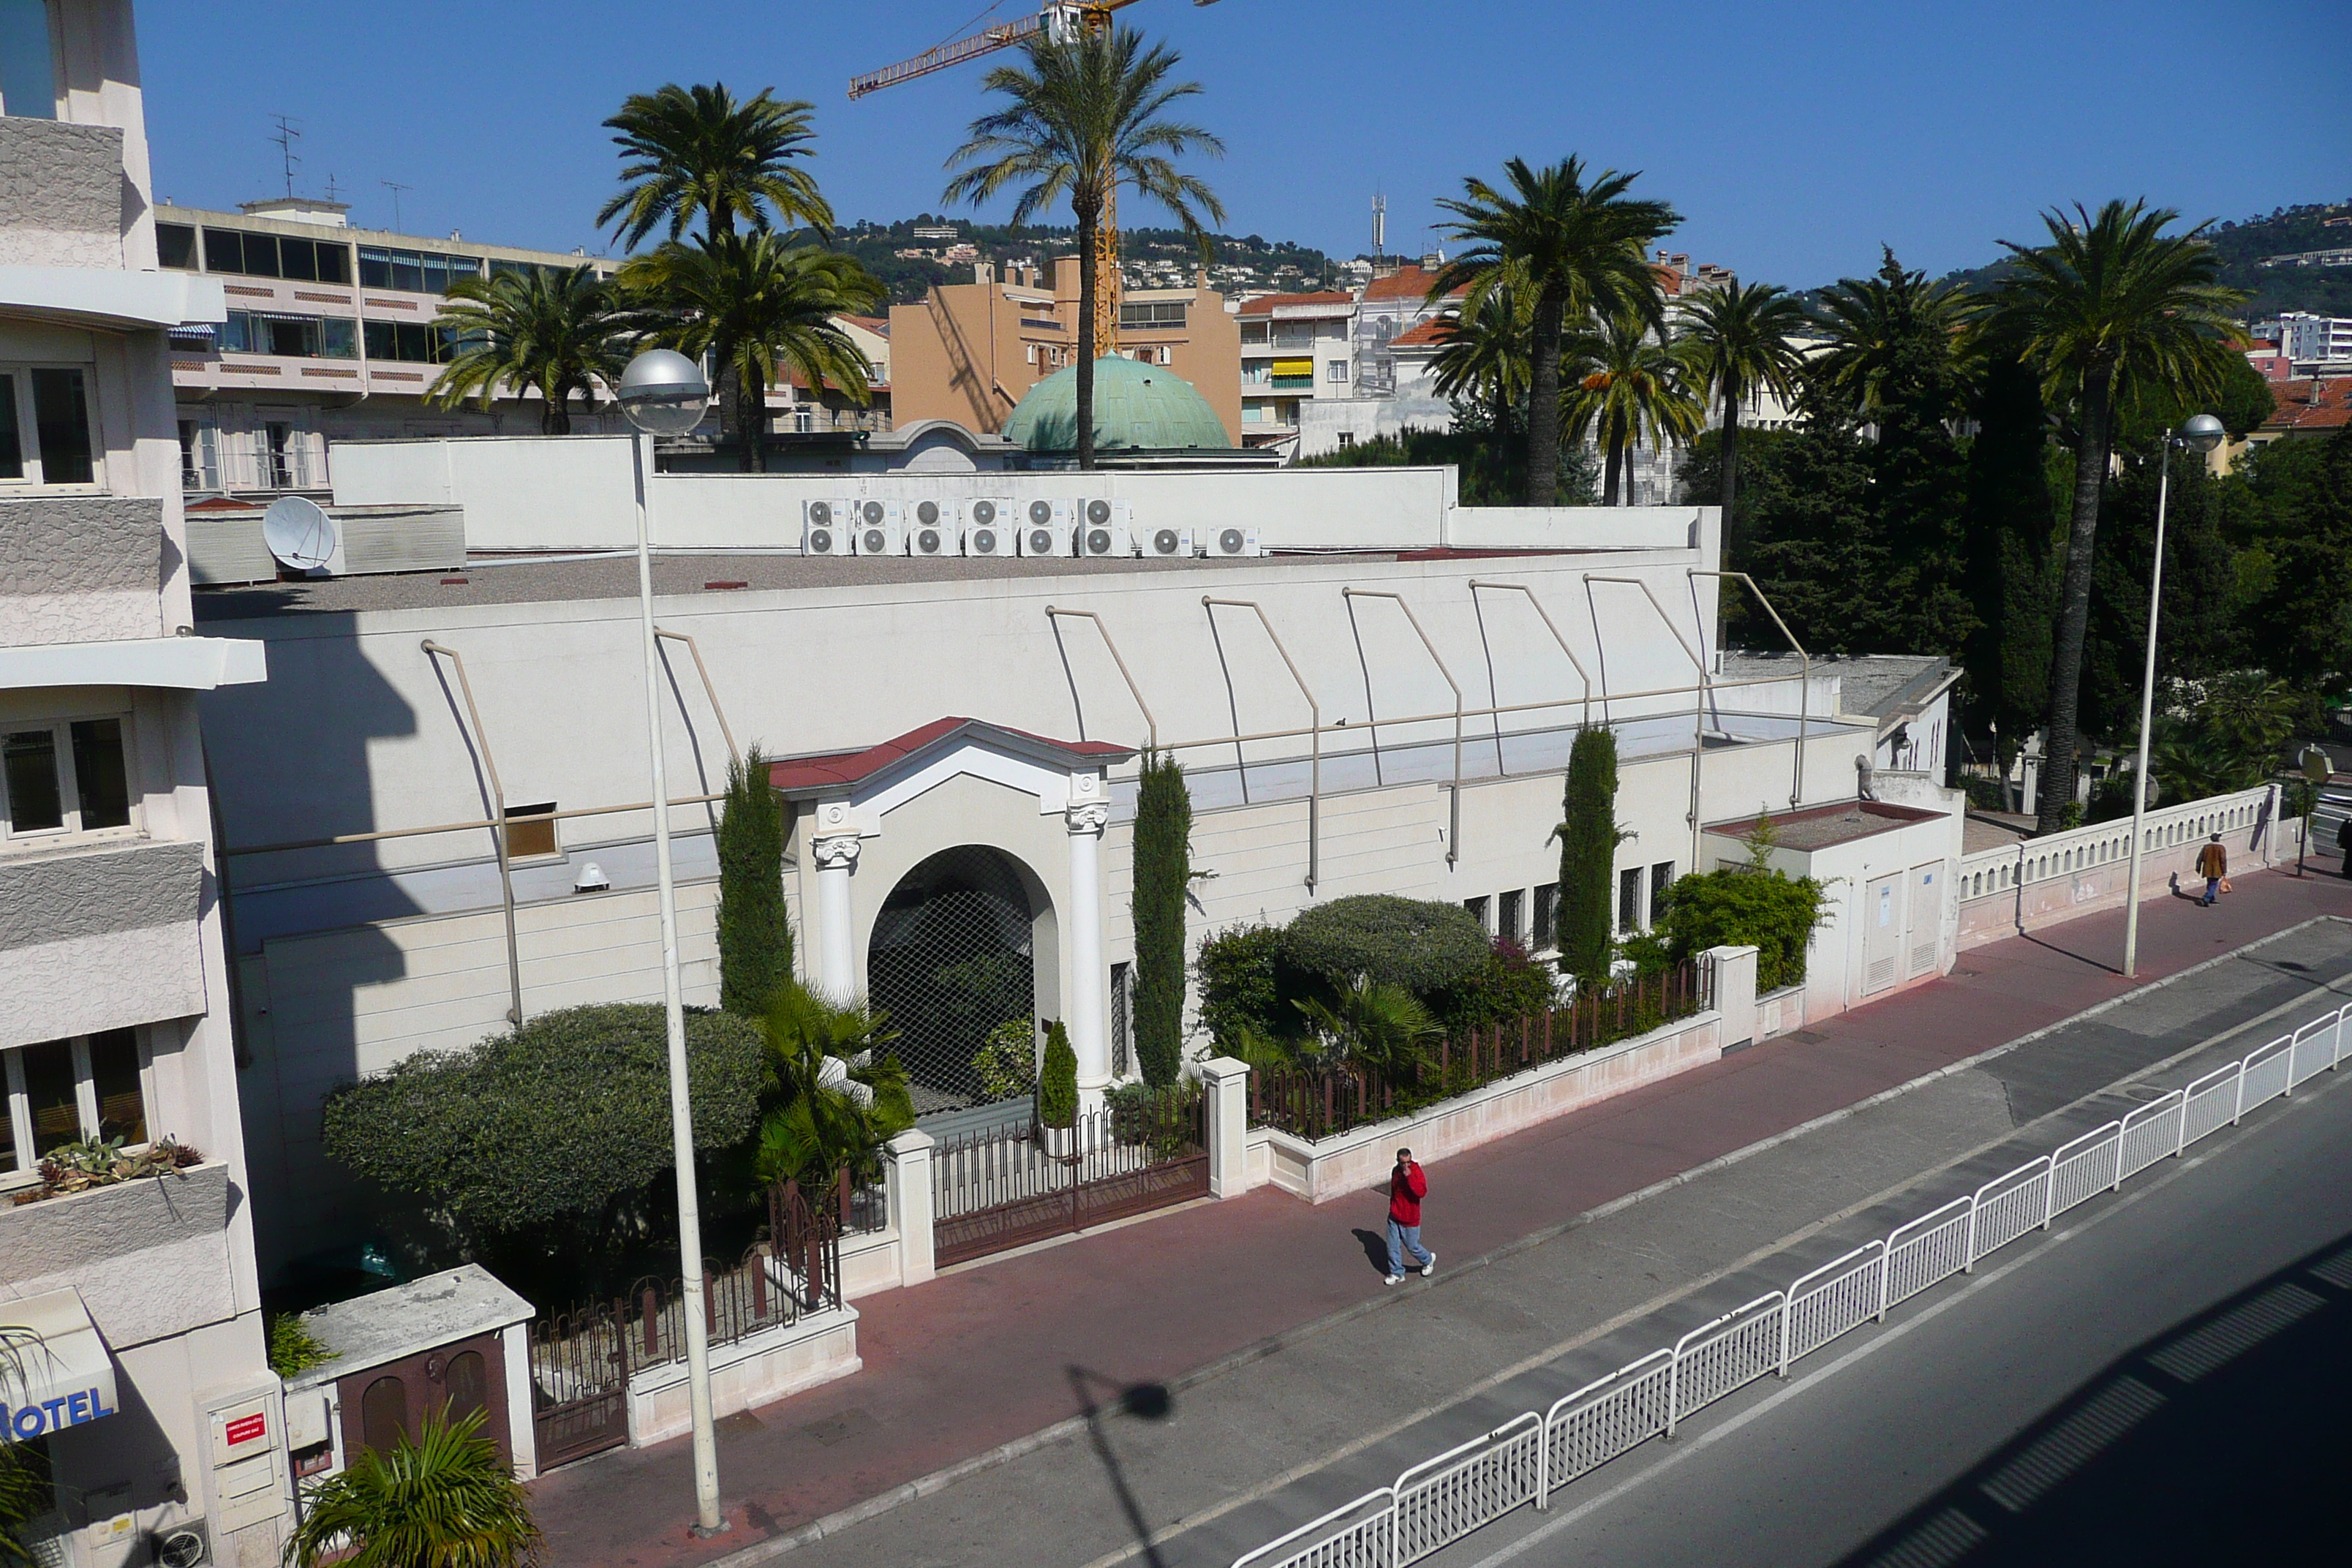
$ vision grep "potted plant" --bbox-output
[1036,1019,1079,1159]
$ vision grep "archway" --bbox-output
[867,845,1040,1119]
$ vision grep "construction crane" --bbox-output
[850,1,1221,358]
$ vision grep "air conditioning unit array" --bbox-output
[907,498,953,557]
[962,498,1016,557]
[1202,524,1262,558]
[802,499,848,557]
[849,499,901,557]
[1018,497,1071,557]
[794,496,1210,557]
[1077,498,1134,557]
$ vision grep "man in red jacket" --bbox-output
[1385,1147,1434,1285]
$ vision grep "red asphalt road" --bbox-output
[534,858,2352,1568]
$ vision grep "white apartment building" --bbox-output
[1,4,282,1567]
[1236,290,1353,451]
[2264,312,2352,372]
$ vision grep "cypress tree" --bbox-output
[1555,727,1619,986]
[1959,357,2056,783]
[1130,750,1191,1086]
[715,745,793,1017]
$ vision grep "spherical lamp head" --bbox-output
[2178,412,2226,453]
[617,349,709,437]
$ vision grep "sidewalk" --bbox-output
[530,856,2352,1568]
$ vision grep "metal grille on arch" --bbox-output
[867,845,1038,1119]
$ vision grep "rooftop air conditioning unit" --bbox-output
[906,498,953,557]
[1141,522,1195,559]
[1019,497,1072,557]
[802,499,851,557]
[960,498,1015,557]
[1203,524,1262,558]
[849,499,902,556]
[1076,498,1134,557]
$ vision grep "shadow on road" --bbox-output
[1070,1365,1177,1568]
[1833,1227,2352,1567]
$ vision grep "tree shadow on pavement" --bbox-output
[1833,1226,2352,1567]
[1069,1366,1177,1568]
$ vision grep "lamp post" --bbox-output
[616,349,726,1537]
[2121,412,2226,979]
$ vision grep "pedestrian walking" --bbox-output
[2195,833,2228,906]
[1385,1147,1433,1285]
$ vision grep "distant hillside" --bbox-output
[821,215,1338,306]
[1931,199,2352,320]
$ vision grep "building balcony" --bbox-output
[0,1161,236,1350]
[0,837,207,1053]
[0,495,165,649]
[0,118,125,268]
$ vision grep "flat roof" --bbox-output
[1704,799,1940,853]
[284,1264,530,1390]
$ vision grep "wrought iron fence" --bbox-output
[932,1088,1210,1266]
[1229,995,2352,1568]
[1249,960,1712,1142]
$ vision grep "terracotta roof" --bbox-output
[2264,377,2352,433]
[1237,290,1353,316]
[841,315,890,336]
[766,716,1133,797]
[1360,265,1460,304]
[1389,316,1454,350]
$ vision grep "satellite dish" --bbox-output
[262,496,339,573]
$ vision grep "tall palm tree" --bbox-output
[1812,249,1969,421]
[1433,157,1678,506]
[622,233,883,472]
[428,266,630,435]
[943,24,1225,470]
[1427,281,1534,439]
[1562,309,1704,505]
[1979,200,2247,832]
[283,1409,540,1568]
[598,83,833,249]
[1674,281,1810,524]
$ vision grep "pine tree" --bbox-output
[1555,727,1619,986]
[716,745,792,1017]
[1960,357,2057,780]
[1130,750,1191,1086]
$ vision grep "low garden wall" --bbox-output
[627,1301,861,1447]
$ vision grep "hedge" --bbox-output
[1284,894,1491,993]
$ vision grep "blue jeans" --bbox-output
[1387,1217,1431,1275]
[2204,876,2220,905]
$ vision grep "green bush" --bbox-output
[1194,923,1296,1049]
[716,745,792,1017]
[1131,750,1193,1086]
[267,1312,334,1378]
[1555,728,1621,984]
[1431,938,1560,1033]
[1106,1079,1202,1157]
[970,1017,1037,1101]
[320,1003,763,1235]
[1038,1018,1079,1128]
[1647,866,1830,993]
[1284,895,1491,994]
[1961,774,2011,812]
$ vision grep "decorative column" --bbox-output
[886,1128,936,1288]
[1065,800,1112,1107]
[1197,1056,1252,1199]
[812,833,862,1004]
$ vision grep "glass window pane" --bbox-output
[0,1063,15,1171]
[21,1041,80,1154]
[4,728,62,831]
[442,1350,487,1426]
[1618,867,1643,935]
[0,0,59,119]
[86,1030,145,1145]
[390,253,423,293]
[447,256,482,287]
[359,1376,408,1455]
[363,320,394,360]
[358,247,392,289]
[315,242,350,284]
[248,233,281,278]
[202,229,242,274]
[279,237,318,282]
[156,224,197,270]
[71,718,129,829]
[0,372,20,478]
[321,318,356,358]
[29,369,94,483]
[418,255,448,295]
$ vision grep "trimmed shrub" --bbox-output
[1556,727,1620,985]
[1194,922,1293,1049]
[1131,750,1192,1085]
[320,1003,763,1235]
[970,1017,1038,1101]
[1284,895,1491,994]
[1038,1019,1079,1128]
[1646,866,1830,992]
[716,745,792,1017]
[1431,936,1560,1033]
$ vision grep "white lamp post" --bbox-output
[2121,412,2227,979]
[616,349,726,1537]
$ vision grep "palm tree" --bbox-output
[283,1409,539,1568]
[622,233,883,472]
[1293,978,1444,1077]
[598,83,833,249]
[1812,249,1969,421]
[1427,282,1534,440]
[1674,281,1810,525]
[1562,309,1704,505]
[1433,157,1678,506]
[943,23,1225,470]
[1979,201,2247,832]
[427,266,630,435]
[752,981,912,1193]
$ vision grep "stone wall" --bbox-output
[0,118,125,268]
[0,494,164,646]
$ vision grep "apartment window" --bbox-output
[1533,883,1559,950]
[1,716,134,847]
[4,1030,150,1172]
[1618,866,1643,935]
[358,246,482,295]
[1499,888,1526,947]
[1120,300,1188,329]
[1649,862,1676,927]
[502,802,559,862]
[1463,894,1492,933]
[1241,362,1270,385]
[157,222,198,270]
[221,312,358,359]
[1337,431,1354,448]
[0,366,97,487]
[0,0,58,118]
[363,320,451,364]
[489,258,572,284]
[1240,320,1269,345]
[1271,323,1316,350]
[201,228,352,284]
[178,419,219,491]
[1328,360,1349,382]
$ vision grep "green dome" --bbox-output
[1002,355,1232,452]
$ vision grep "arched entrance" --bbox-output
[867,845,1039,1118]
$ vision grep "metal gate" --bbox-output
[932,1089,1208,1267]
[868,845,1037,1118]
[527,1304,630,1468]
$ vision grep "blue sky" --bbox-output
[138,1,2348,288]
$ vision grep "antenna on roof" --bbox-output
[382,179,412,232]
[323,172,343,203]
[1371,192,1386,271]
[267,114,302,198]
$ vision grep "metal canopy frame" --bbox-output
[1204,596,1323,891]
[421,639,524,1026]
[1686,570,1810,808]
[1342,588,1466,865]
[1583,576,1709,876]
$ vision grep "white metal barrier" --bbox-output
[1230,995,2352,1568]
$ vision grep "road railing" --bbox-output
[1229,996,2351,1568]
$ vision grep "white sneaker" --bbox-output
[1384,1274,1403,1286]
[1420,1255,1436,1277]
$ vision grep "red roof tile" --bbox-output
[766,717,1132,796]
[1389,316,1453,349]
[1360,265,1460,303]
[2264,377,2352,433]
[1237,290,1353,316]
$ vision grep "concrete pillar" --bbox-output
[1705,943,1760,1052]
[813,834,862,1003]
[1199,1056,1251,1199]
[1065,802,1111,1107]
[886,1128,935,1288]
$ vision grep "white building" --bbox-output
[1236,290,1354,452]
[2263,312,2352,373]
[1,4,284,1566]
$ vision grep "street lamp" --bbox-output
[616,349,726,1537]
[2122,412,2226,979]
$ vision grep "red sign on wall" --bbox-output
[224,1412,267,1448]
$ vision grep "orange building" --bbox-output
[888,256,1241,442]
